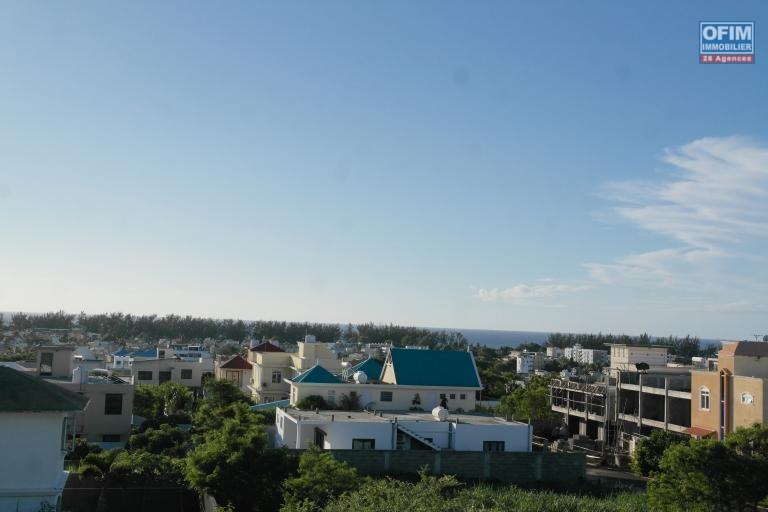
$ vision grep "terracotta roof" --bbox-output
[684,426,717,438]
[720,342,768,357]
[220,355,252,370]
[0,367,89,412]
[249,341,285,353]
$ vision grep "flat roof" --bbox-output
[280,408,525,426]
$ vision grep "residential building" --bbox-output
[546,347,564,359]
[516,351,545,374]
[130,356,214,390]
[275,407,532,452]
[35,346,134,446]
[0,367,89,511]
[215,354,253,393]
[688,342,768,439]
[287,347,482,412]
[607,344,668,372]
[564,344,608,365]
[247,335,342,403]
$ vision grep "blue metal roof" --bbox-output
[113,349,131,357]
[350,358,383,381]
[130,348,158,358]
[388,348,481,387]
[291,365,342,384]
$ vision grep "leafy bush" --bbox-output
[295,395,329,410]
[282,446,362,511]
[630,430,686,476]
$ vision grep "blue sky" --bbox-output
[1,1,767,339]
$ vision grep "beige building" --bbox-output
[130,357,214,390]
[689,342,768,439]
[35,346,134,445]
[215,354,252,394]
[608,344,669,372]
[247,336,342,403]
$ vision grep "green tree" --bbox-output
[648,438,760,512]
[295,395,329,410]
[127,424,190,457]
[134,382,193,423]
[630,430,686,477]
[186,418,295,511]
[202,378,251,408]
[498,376,555,422]
[282,446,361,511]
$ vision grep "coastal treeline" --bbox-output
[7,311,466,347]
[546,332,714,362]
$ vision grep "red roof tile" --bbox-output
[220,355,253,369]
[684,426,717,438]
[249,341,285,353]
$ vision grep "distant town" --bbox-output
[1,310,766,511]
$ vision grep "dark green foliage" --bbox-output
[295,395,330,410]
[186,418,295,511]
[471,345,518,398]
[630,430,686,477]
[354,323,467,349]
[498,376,556,422]
[648,425,768,511]
[337,393,361,411]
[66,438,102,461]
[134,382,194,422]
[11,310,74,330]
[193,400,271,434]
[0,351,35,362]
[281,446,362,511]
[202,378,252,408]
[127,424,190,457]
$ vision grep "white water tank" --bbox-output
[432,406,449,422]
[304,334,317,344]
[353,371,368,383]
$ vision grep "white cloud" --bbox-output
[479,137,768,314]
[477,283,591,303]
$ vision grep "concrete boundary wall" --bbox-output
[328,450,585,483]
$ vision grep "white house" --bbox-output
[0,367,89,511]
[276,407,531,452]
[131,357,214,389]
[286,347,482,412]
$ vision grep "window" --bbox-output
[104,394,123,415]
[181,369,193,380]
[272,371,282,384]
[439,393,446,399]
[699,387,710,410]
[158,350,166,359]
[483,441,505,452]
[102,434,121,443]
[60,417,70,451]
[380,391,393,402]
[327,390,336,405]
[741,392,754,405]
[449,393,456,399]
[352,439,375,450]
[225,370,239,382]
[459,394,466,400]
[138,371,153,381]
[40,352,54,376]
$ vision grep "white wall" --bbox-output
[0,412,69,511]
[452,422,531,452]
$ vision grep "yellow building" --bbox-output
[246,335,342,403]
[689,342,768,439]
